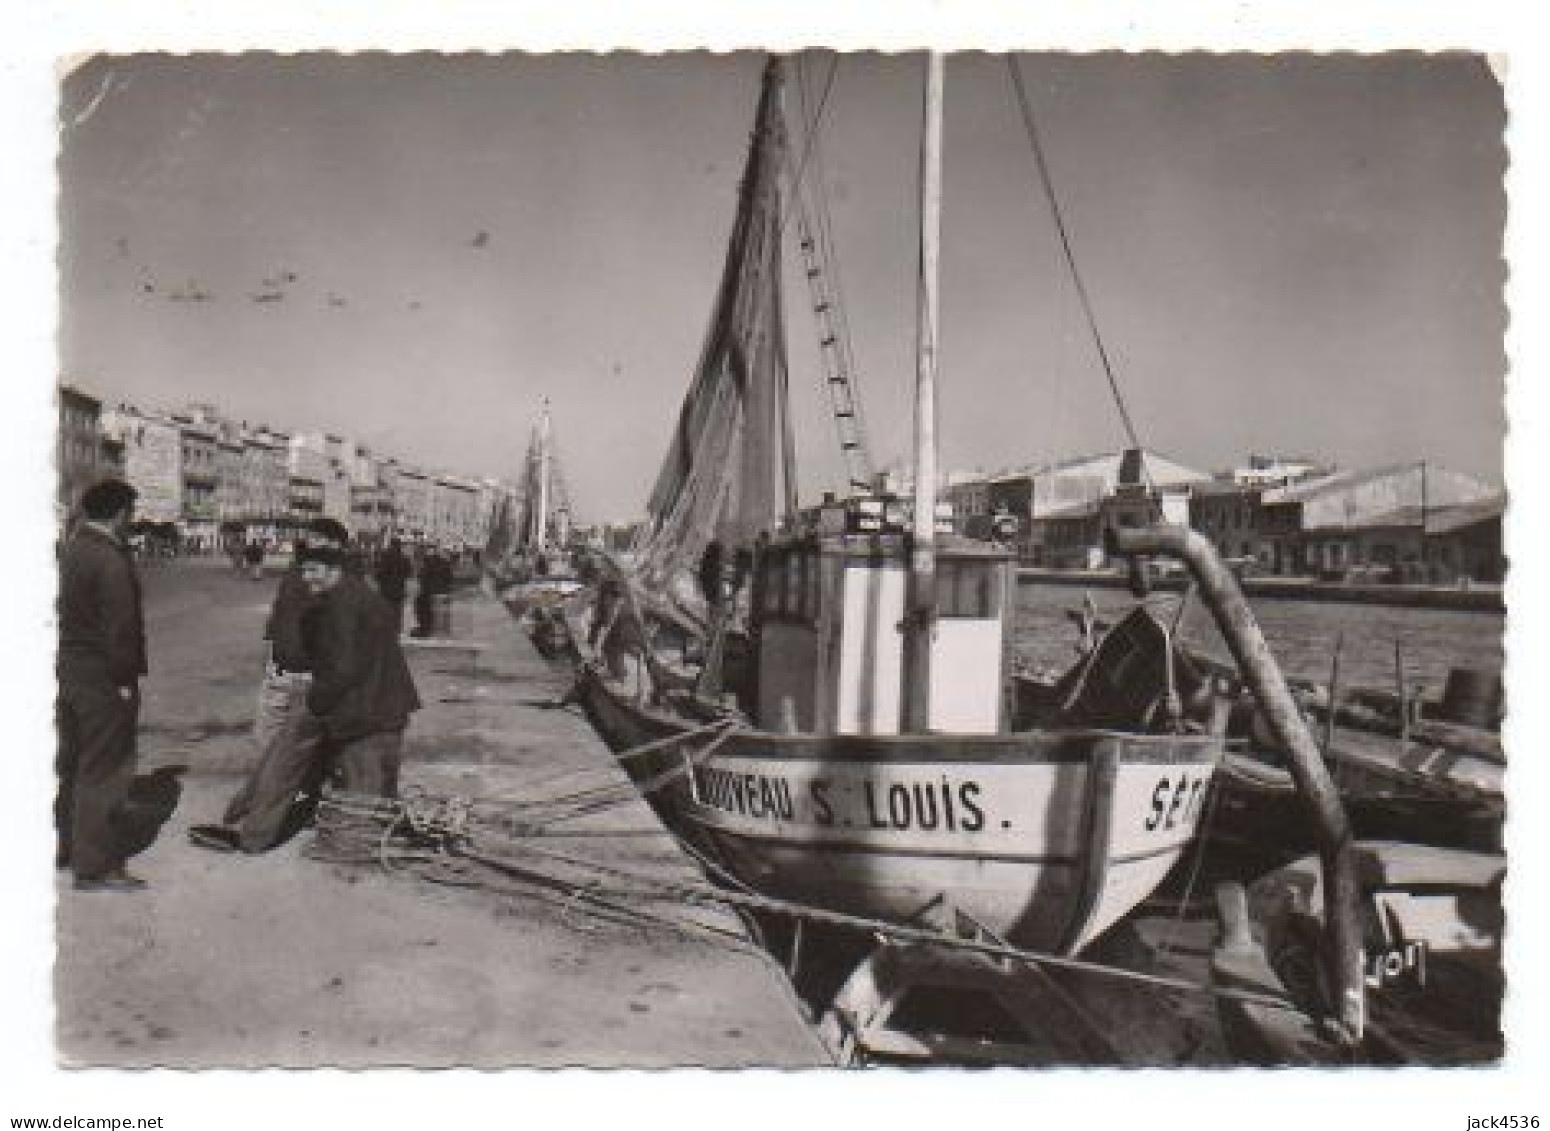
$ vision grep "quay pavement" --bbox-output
[53,559,830,1068]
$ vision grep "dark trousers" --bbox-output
[56,678,139,879]
[413,591,442,636]
[334,729,405,798]
[226,707,403,853]
[226,694,330,853]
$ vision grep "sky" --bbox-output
[58,52,1506,522]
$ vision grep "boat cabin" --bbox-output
[751,520,1012,736]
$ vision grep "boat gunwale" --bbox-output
[579,667,1224,767]
[675,818,1200,868]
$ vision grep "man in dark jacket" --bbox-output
[302,545,421,795]
[412,545,453,638]
[57,479,148,891]
[373,538,412,634]
[192,519,347,854]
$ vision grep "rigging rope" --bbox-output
[316,787,1304,1019]
[1005,57,1160,512]
[786,54,841,230]
[789,53,875,491]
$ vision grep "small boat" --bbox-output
[1207,662,1504,865]
[1212,841,1504,1064]
[569,57,1240,958]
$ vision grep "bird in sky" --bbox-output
[168,280,213,303]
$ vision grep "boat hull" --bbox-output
[577,666,1223,954]
[498,576,584,618]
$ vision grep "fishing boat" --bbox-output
[565,55,1249,959]
[489,401,583,617]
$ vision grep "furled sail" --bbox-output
[483,489,517,564]
[507,414,572,556]
[631,60,797,597]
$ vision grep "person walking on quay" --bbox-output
[373,537,411,635]
[190,519,349,854]
[243,539,266,581]
[412,544,452,638]
[56,479,149,892]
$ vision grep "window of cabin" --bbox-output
[936,559,999,618]
[786,553,804,618]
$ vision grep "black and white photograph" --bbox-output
[6,4,1548,1128]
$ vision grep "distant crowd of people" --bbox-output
[232,534,467,639]
[55,477,458,891]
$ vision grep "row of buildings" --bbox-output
[935,450,1506,585]
[58,385,517,552]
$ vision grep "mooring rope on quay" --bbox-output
[314,761,1304,1026]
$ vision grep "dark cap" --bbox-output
[298,545,345,567]
[80,478,138,521]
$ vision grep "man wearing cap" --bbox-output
[192,518,349,853]
[300,541,421,796]
[57,479,148,891]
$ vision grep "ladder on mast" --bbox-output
[788,165,875,495]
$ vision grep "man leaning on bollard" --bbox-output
[56,479,148,892]
[190,518,349,853]
[190,523,421,855]
[301,541,421,798]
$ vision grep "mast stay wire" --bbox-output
[785,53,876,492]
[798,57,873,484]
[1005,57,1161,512]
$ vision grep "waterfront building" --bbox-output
[1189,480,1270,565]
[99,434,125,480]
[173,416,219,551]
[374,458,403,538]
[393,466,432,540]
[215,434,244,527]
[1020,448,1210,567]
[322,462,353,532]
[1231,454,1329,489]
[76,391,526,552]
[475,478,515,550]
[348,450,395,544]
[57,385,103,519]
[316,433,356,532]
[1260,462,1496,578]
[288,431,330,486]
[351,482,392,542]
[1033,499,1107,569]
[101,405,183,526]
[437,475,483,547]
[1423,495,1507,584]
[1294,493,1506,585]
[288,475,324,522]
[942,471,994,538]
[242,428,290,539]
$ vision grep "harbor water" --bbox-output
[1012,582,1506,695]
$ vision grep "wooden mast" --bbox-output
[536,398,552,551]
[904,51,944,733]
